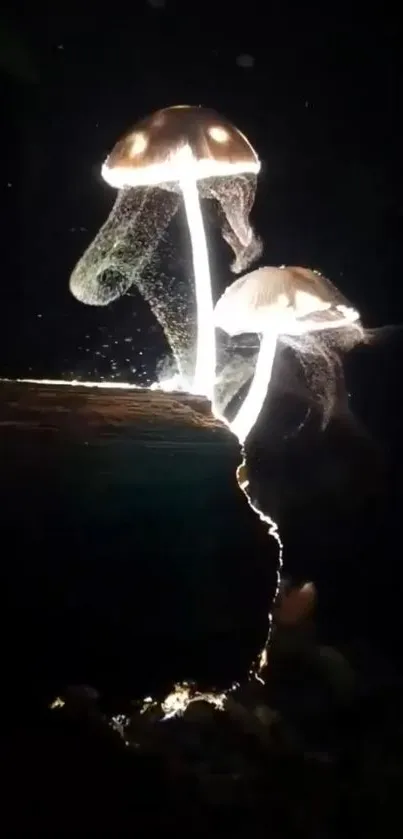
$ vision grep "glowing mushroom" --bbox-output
[214,265,360,444]
[101,105,260,400]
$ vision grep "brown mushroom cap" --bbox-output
[214,266,359,336]
[102,105,260,189]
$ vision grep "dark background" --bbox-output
[2,4,403,672]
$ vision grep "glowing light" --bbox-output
[236,460,283,679]
[137,684,229,720]
[231,330,277,445]
[0,375,202,397]
[49,696,65,709]
[0,376,142,390]
[101,154,259,189]
[208,125,229,143]
[177,147,215,399]
[160,682,227,720]
[149,373,185,392]
[130,132,148,156]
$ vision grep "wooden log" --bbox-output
[0,379,278,699]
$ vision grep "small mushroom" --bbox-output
[214,265,360,443]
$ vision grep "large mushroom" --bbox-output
[214,265,361,444]
[101,105,260,400]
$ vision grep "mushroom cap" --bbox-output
[214,265,359,336]
[101,105,260,189]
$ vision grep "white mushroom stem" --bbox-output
[230,328,278,445]
[229,306,360,444]
[179,172,215,401]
